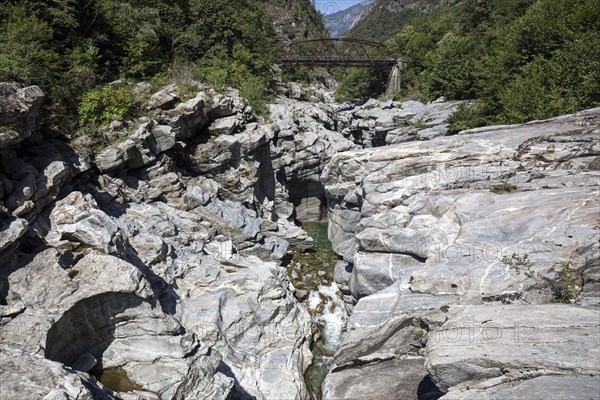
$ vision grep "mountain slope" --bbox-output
[346,0,456,41]
[261,0,329,43]
[324,0,375,38]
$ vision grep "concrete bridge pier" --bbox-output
[385,61,403,97]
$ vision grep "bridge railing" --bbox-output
[281,38,397,66]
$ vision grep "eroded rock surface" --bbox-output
[320,108,600,399]
[323,108,600,302]
[427,304,600,394]
[1,83,329,399]
[1,78,598,400]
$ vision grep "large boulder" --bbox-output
[95,122,160,173]
[146,84,180,111]
[166,92,211,140]
[0,82,45,148]
[322,288,455,400]
[43,191,121,253]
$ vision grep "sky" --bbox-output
[313,0,366,15]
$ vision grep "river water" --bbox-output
[291,222,349,399]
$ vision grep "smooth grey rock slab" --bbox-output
[322,357,440,400]
[440,375,600,400]
[322,108,600,303]
[350,251,423,299]
[426,304,600,392]
[322,288,457,399]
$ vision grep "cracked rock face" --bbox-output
[175,255,312,399]
[426,304,600,394]
[1,78,599,400]
[1,250,232,399]
[320,108,600,399]
[322,108,600,303]
[322,289,454,400]
[0,81,328,398]
[0,346,115,400]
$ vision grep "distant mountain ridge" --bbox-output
[324,0,375,38]
[345,0,455,41]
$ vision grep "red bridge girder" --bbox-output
[282,38,398,66]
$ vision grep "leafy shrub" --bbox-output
[501,253,536,279]
[447,102,490,134]
[554,261,583,303]
[491,183,518,194]
[79,86,136,126]
[199,44,272,116]
[412,327,425,341]
[502,254,584,303]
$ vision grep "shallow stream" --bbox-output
[290,222,348,399]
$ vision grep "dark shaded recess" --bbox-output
[288,179,328,222]
[254,144,276,211]
[217,361,257,400]
[372,130,388,147]
[45,292,143,370]
[123,241,179,315]
[417,374,444,400]
[288,179,324,204]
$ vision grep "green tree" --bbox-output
[333,67,388,102]
[176,0,279,72]
[0,4,59,86]
[420,32,478,100]
[199,43,272,114]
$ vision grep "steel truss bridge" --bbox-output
[281,38,398,66]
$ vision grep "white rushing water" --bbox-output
[307,282,348,353]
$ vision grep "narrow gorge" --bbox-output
[1,76,599,400]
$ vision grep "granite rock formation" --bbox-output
[320,108,600,398]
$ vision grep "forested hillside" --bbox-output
[345,0,455,42]
[263,0,329,42]
[336,0,600,131]
[1,0,598,136]
[0,0,324,131]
